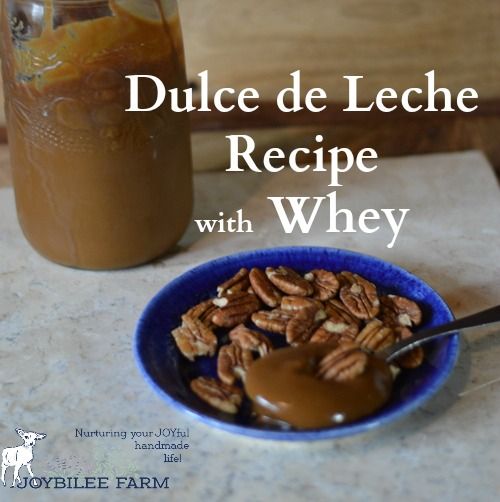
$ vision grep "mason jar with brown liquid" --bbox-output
[1,0,193,269]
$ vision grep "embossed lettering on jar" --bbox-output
[1,0,193,269]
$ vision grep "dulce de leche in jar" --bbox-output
[1,0,193,269]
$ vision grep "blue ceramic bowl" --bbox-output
[134,247,459,440]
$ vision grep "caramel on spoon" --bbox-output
[245,305,500,429]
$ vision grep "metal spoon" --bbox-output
[379,305,500,362]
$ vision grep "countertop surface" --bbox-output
[1,151,500,501]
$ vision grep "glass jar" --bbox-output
[1,0,193,269]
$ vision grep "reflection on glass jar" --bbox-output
[1,0,193,269]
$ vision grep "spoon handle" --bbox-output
[381,304,500,362]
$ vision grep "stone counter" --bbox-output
[1,151,500,501]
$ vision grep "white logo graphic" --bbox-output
[1,428,46,487]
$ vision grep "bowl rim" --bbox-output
[133,246,459,441]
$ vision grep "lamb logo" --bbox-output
[1,428,46,488]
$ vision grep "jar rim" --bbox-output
[9,1,175,10]
[11,0,137,5]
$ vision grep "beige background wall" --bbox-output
[180,0,500,101]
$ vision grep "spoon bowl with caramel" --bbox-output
[134,247,460,440]
[245,305,500,430]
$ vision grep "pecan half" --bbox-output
[310,312,359,344]
[324,299,362,327]
[304,269,339,301]
[211,292,260,328]
[229,324,273,357]
[248,268,282,308]
[339,272,380,320]
[190,376,243,414]
[265,266,314,296]
[381,295,422,327]
[317,341,368,382]
[217,343,254,385]
[393,326,424,369]
[286,305,327,345]
[171,316,217,361]
[355,319,395,352]
[281,295,322,312]
[216,268,249,297]
[251,308,294,335]
[185,299,218,328]
[309,325,342,344]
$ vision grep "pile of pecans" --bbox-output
[170,266,424,415]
